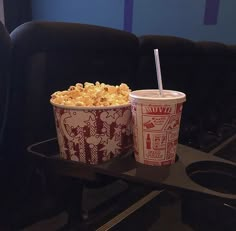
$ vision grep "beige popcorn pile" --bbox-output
[51,82,131,106]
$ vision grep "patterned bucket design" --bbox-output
[53,105,133,165]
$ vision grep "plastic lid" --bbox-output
[129,89,186,103]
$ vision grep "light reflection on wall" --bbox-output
[0,0,4,24]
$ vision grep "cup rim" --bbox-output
[129,89,186,103]
[50,99,131,110]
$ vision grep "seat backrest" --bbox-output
[4,21,139,160]
[0,21,11,155]
[137,35,235,150]
[137,35,197,91]
[137,35,197,131]
[192,41,230,131]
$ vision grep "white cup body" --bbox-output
[129,89,186,166]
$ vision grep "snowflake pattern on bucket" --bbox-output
[53,106,133,164]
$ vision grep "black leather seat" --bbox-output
[2,21,139,228]
[137,35,198,145]
[138,35,236,151]
[5,21,139,160]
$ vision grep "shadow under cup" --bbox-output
[129,89,186,166]
[51,102,133,165]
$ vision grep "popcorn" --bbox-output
[51,82,131,106]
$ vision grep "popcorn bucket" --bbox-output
[51,102,133,165]
[129,89,186,166]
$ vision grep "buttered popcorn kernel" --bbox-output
[51,82,131,106]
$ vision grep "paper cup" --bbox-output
[51,101,133,165]
[129,89,186,166]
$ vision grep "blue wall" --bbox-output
[32,0,236,44]
[32,0,124,30]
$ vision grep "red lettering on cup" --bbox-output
[143,105,173,115]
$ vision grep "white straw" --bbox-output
[154,49,163,96]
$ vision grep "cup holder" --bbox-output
[186,161,236,195]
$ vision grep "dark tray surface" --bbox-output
[28,138,236,200]
[214,134,236,163]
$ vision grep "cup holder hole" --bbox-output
[186,161,236,195]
